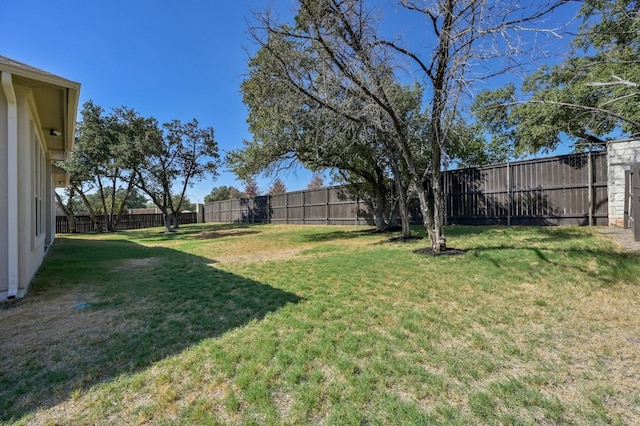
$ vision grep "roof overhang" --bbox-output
[0,56,81,160]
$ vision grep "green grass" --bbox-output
[1,224,639,424]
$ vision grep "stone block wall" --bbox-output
[607,139,640,227]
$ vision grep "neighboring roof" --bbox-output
[0,55,81,158]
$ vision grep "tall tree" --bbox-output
[473,0,638,152]
[232,20,426,234]
[65,101,149,232]
[246,0,569,251]
[135,119,219,231]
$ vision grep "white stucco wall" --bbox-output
[607,139,640,227]
[0,83,48,300]
[0,86,8,298]
[18,87,48,298]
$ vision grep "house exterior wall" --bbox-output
[1,56,80,302]
[607,139,640,227]
[0,83,49,299]
[18,86,48,297]
[0,87,8,298]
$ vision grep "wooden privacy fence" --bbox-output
[444,151,608,226]
[203,151,608,227]
[56,212,198,234]
[203,186,371,225]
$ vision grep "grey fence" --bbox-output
[56,212,198,233]
[203,151,608,227]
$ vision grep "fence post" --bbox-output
[267,194,271,224]
[197,204,204,223]
[326,187,330,225]
[588,151,594,226]
[355,194,359,226]
[285,192,289,224]
[507,162,512,226]
[443,172,449,225]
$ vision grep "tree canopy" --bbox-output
[64,101,152,231]
[473,0,639,153]
[135,118,219,230]
[204,186,242,203]
[233,0,571,251]
[60,101,219,232]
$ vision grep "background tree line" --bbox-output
[57,101,219,232]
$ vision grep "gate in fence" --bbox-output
[625,164,640,241]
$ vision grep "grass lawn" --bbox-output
[1,224,639,425]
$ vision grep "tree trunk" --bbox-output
[171,211,181,229]
[55,190,77,233]
[96,176,114,232]
[112,178,136,230]
[387,202,399,228]
[390,157,412,239]
[370,187,389,231]
[162,210,172,232]
[396,186,412,239]
[430,144,446,252]
[75,186,103,232]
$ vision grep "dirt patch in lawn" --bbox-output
[0,290,125,418]
[111,257,160,271]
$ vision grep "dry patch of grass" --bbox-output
[210,248,303,265]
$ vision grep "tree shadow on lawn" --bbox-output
[122,223,261,242]
[468,243,640,287]
[302,228,377,242]
[0,237,302,422]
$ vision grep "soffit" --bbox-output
[0,56,80,155]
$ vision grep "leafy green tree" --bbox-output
[81,188,148,215]
[64,101,151,231]
[135,119,219,231]
[172,195,196,212]
[204,186,242,203]
[473,0,639,153]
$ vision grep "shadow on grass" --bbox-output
[121,223,261,242]
[0,237,301,422]
[302,228,375,242]
[468,244,639,287]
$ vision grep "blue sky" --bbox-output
[1,0,581,204]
